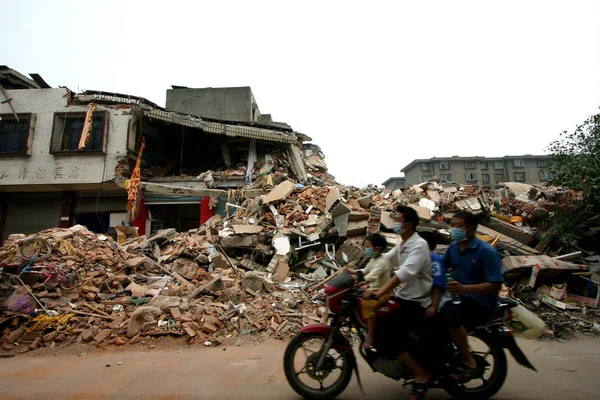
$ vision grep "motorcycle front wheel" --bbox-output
[441,333,508,400]
[283,332,353,400]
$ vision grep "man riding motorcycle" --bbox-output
[363,204,434,400]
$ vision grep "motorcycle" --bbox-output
[283,270,536,399]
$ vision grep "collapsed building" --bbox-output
[0,66,333,242]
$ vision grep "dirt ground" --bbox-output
[2,334,600,399]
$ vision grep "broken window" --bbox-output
[439,161,450,170]
[481,161,488,170]
[465,160,476,169]
[50,112,107,153]
[515,172,526,181]
[493,161,504,169]
[482,174,490,183]
[465,172,477,181]
[421,163,431,171]
[440,173,452,181]
[513,159,524,167]
[495,173,505,182]
[537,159,548,168]
[539,171,552,181]
[0,113,35,155]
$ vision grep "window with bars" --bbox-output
[0,113,35,155]
[50,112,107,153]
[495,173,505,182]
[515,172,526,181]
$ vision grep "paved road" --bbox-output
[1,336,599,399]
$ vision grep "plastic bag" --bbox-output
[505,304,546,339]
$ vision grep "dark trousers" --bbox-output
[374,298,426,357]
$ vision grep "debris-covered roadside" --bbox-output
[0,225,329,355]
[500,253,600,340]
[1,171,599,355]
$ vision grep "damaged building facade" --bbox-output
[0,67,328,241]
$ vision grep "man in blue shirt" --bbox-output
[441,211,504,379]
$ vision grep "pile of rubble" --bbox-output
[0,225,328,355]
[1,173,599,354]
[500,253,600,340]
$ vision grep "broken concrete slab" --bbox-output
[348,211,369,222]
[94,329,112,343]
[231,225,264,234]
[357,196,373,209]
[346,220,368,236]
[81,329,95,341]
[264,180,296,204]
[407,204,432,221]
[272,261,290,282]
[221,235,259,248]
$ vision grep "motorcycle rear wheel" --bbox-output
[284,332,353,400]
[442,333,508,400]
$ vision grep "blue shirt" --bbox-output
[431,252,447,289]
[442,237,504,312]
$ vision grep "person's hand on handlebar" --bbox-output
[362,289,379,300]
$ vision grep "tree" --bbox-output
[546,112,600,250]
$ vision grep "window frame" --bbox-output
[439,161,450,170]
[421,162,431,171]
[440,173,452,181]
[465,160,477,169]
[514,172,526,182]
[50,111,108,155]
[493,161,504,170]
[513,159,525,167]
[422,175,432,182]
[0,113,36,156]
[495,173,505,182]
[482,173,490,183]
[539,170,553,181]
[465,172,477,181]
[481,161,488,170]
[537,159,548,168]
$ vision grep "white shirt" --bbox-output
[358,256,392,291]
[383,233,433,307]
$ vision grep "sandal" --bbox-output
[409,379,432,400]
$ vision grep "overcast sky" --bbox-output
[4,0,600,187]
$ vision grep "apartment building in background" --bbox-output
[401,155,553,188]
